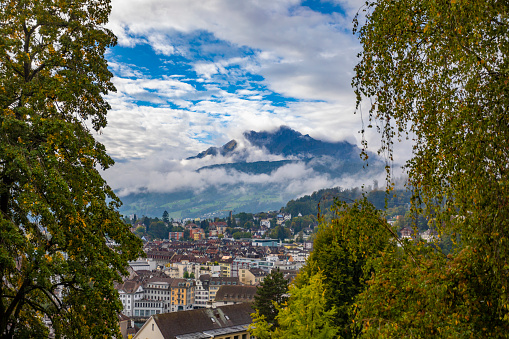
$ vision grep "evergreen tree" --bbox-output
[162,210,169,224]
[253,268,289,327]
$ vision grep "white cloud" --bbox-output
[103,150,385,200]
[97,0,409,202]
[108,0,361,101]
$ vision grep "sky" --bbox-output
[97,0,410,198]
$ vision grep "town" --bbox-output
[112,210,313,338]
[115,205,441,338]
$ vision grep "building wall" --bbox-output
[218,263,231,277]
[119,287,144,317]
[133,300,165,317]
[239,269,255,285]
[133,318,164,339]
[171,280,195,312]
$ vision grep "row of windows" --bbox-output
[210,281,237,285]
[134,309,160,317]
[148,290,170,295]
[135,302,163,308]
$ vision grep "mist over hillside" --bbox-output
[116,126,385,218]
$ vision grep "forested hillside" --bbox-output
[282,186,412,217]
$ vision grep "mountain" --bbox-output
[243,125,357,159]
[187,140,238,160]
[117,126,383,219]
[188,126,359,162]
[194,126,372,176]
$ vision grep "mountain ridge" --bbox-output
[118,126,383,218]
[188,125,360,162]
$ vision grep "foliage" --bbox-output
[200,219,209,230]
[289,215,316,233]
[393,210,428,233]
[148,221,168,240]
[283,187,411,221]
[354,244,509,337]
[134,225,146,238]
[299,198,395,337]
[353,0,509,335]
[234,212,254,228]
[269,225,291,241]
[0,0,143,337]
[296,231,304,243]
[250,271,338,339]
[232,231,252,239]
[253,268,289,327]
[248,310,273,339]
[162,210,169,224]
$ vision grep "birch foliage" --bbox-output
[353,0,509,334]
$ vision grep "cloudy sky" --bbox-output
[98,0,409,197]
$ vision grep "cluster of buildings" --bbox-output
[144,212,314,242]
[116,238,312,338]
[399,227,439,242]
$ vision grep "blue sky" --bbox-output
[97,0,408,197]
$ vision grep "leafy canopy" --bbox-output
[353,0,509,335]
[0,0,143,337]
[250,271,338,339]
[300,198,395,337]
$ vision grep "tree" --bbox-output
[0,1,143,337]
[270,225,290,241]
[296,231,304,243]
[142,216,151,231]
[235,212,253,228]
[274,272,338,339]
[250,271,338,339]
[299,198,395,338]
[200,219,209,231]
[134,225,146,238]
[162,210,169,224]
[147,221,168,240]
[353,244,507,337]
[353,0,509,334]
[253,268,289,327]
[232,231,251,239]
